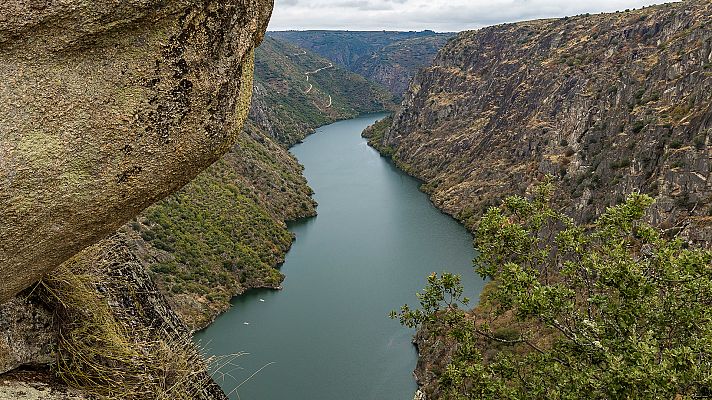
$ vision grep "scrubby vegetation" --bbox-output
[140,165,289,299]
[396,181,712,399]
[133,125,316,330]
[361,115,394,156]
[252,37,395,146]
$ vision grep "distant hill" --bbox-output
[250,36,396,146]
[270,30,454,96]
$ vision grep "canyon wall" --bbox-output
[375,1,711,245]
[365,2,712,398]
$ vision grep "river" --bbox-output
[194,113,486,400]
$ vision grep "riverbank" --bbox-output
[127,122,318,331]
[363,116,486,400]
[196,114,486,400]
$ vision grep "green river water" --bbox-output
[195,113,486,399]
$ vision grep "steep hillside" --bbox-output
[372,1,712,246]
[129,121,317,329]
[250,36,395,146]
[352,35,454,95]
[271,30,453,96]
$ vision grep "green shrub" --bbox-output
[612,158,631,169]
[394,181,712,399]
[694,136,705,150]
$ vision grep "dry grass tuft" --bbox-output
[35,264,223,399]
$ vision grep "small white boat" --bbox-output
[243,322,250,325]
[259,298,265,302]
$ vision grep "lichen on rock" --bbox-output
[0,0,274,302]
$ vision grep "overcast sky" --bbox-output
[268,0,675,32]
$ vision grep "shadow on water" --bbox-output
[286,214,317,230]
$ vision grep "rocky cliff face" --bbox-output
[351,35,454,96]
[367,2,712,398]
[377,1,712,245]
[1,231,228,399]
[0,0,273,302]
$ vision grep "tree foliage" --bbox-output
[395,182,712,399]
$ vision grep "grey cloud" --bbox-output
[270,0,676,31]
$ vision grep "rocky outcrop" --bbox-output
[377,1,712,245]
[0,116,314,396]
[1,231,228,399]
[0,0,274,302]
[0,298,55,375]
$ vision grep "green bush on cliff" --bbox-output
[143,163,290,295]
[395,181,712,399]
[361,116,395,156]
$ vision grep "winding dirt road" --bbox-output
[292,50,334,109]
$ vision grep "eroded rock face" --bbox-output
[0,298,55,374]
[0,0,273,302]
[379,1,711,244]
[1,231,228,398]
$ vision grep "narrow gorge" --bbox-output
[365,1,712,398]
[2,0,711,399]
